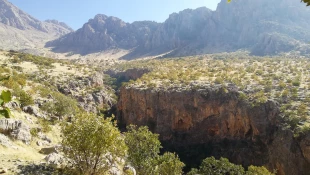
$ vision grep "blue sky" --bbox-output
[8,0,221,30]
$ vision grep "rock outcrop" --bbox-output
[47,0,310,57]
[0,119,31,144]
[117,86,310,175]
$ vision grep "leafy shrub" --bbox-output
[18,90,34,107]
[38,119,52,133]
[188,157,274,175]
[0,90,12,118]
[188,157,245,175]
[41,92,78,117]
[124,125,184,175]
[292,80,301,87]
[62,113,127,175]
[30,128,39,137]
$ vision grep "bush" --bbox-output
[18,90,34,107]
[41,92,78,117]
[188,157,245,175]
[156,152,185,175]
[62,113,127,175]
[292,80,301,87]
[188,157,274,175]
[125,125,162,174]
[124,125,184,175]
[246,165,275,175]
[38,119,52,133]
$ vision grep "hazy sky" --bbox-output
[8,0,221,30]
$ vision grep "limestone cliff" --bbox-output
[117,86,310,174]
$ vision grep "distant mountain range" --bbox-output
[45,0,310,58]
[0,0,73,52]
[1,0,310,59]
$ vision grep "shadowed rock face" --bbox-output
[117,86,310,174]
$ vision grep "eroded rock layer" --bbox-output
[117,86,310,174]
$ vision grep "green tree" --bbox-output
[156,152,185,175]
[124,125,184,175]
[188,157,274,175]
[61,113,127,175]
[188,157,245,175]
[303,0,310,6]
[124,125,162,174]
[245,165,275,175]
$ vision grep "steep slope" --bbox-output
[46,0,310,58]
[0,0,73,51]
[46,14,159,55]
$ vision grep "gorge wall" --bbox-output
[117,86,310,174]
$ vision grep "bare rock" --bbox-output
[0,119,31,144]
[44,153,65,166]
[38,133,52,143]
[36,140,50,147]
[22,106,45,119]
[0,133,17,148]
[39,145,61,155]
[0,168,7,174]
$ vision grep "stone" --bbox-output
[0,168,7,174]
[44,153,64,166]
[38,133,52,143]
[39,145,61,155]
[0,133,13,147]
[36,140,50,147]
[0,119,31,144]
[109,166,122,175]
[22,106,45,119]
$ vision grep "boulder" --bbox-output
[0,119,31,144]
[39,145,61,155]
[22,106,45,119]
[44,153,65,166]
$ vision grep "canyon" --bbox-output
[117,85,310,174]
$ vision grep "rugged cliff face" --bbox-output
[117,86,310,174]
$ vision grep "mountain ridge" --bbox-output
[46,0,310,59]
[0,0,73,52]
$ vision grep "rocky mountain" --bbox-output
[46,14,159,56]
[0,0,73,51]
[46,0,310,58]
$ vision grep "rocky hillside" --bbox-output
[0,0,73,52]
[46,0,310,58]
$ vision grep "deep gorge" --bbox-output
[116,84,310,175]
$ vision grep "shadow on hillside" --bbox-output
[17,164,65,175]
